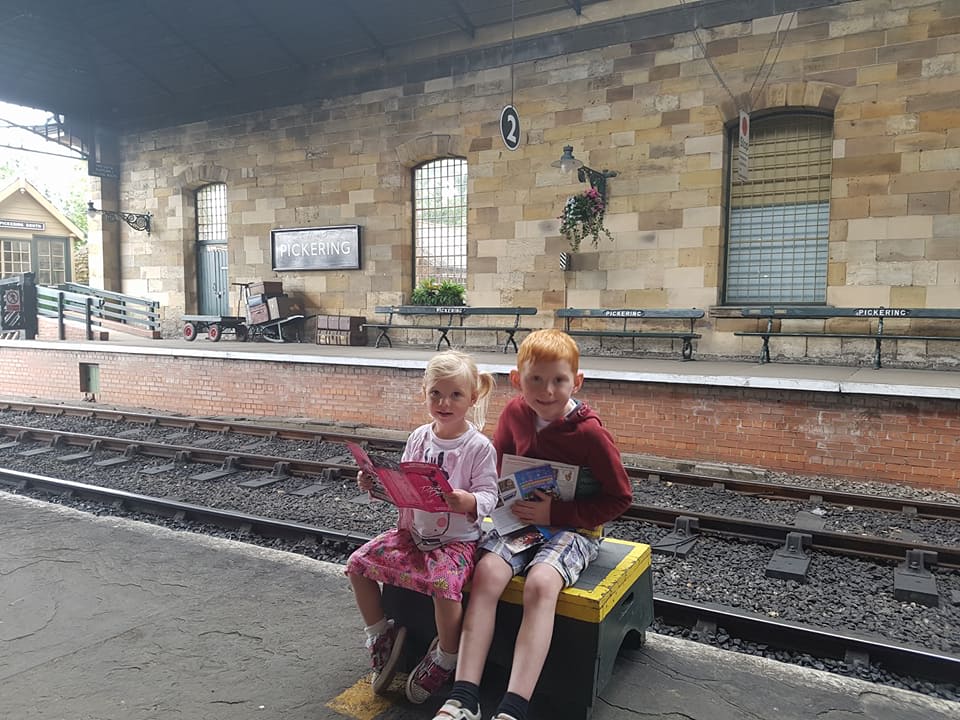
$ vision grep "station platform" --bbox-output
[3,491,957,720]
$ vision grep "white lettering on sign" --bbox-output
[270,226,361,271]
[277,240,353,258]
[436,307,466,314]
[603,310,645,317]
[0,219,44,231]
[855,307,911,317]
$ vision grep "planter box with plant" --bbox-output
[411,278,466,306]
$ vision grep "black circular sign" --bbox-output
[500,105,521,151]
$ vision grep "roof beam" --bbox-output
[141,4,235,85]
[237,0,309,72]
[443,0,476,38]
[345,6,387,58]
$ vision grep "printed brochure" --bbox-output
[500,454,579,501]
[490,463,561,552]
[345,441,453,512]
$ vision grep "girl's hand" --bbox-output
[511,489,553,525]
[443,489,477,517]
[357,470,375,492]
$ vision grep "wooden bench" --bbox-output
[556,308,704,360]
[735,306,960,369]
[381,538,653,720]
[363,305,537,353]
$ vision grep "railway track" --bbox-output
[3,467,958,690]
[0,400,958,699]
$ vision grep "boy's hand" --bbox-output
[511,489,553,525]
[357,470,375,492]
[443,489,477,517]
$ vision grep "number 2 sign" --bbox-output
[500,105,521,151]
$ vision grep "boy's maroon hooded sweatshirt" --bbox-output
[493,395,632,530]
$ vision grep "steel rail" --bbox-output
[0,467,367,548]
[2,399,958,522]
[4,400,959,515]
[0,400,400,448]
[653,596,960,685]
[4,468,957,688]
[621,505,960,568]
[2,422,957,567]
[634,467,960,521]
[0,423,359,478]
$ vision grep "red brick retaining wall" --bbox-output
[0,347,957,491]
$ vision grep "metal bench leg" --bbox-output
[503,331,518,353]
[436,329,451,350]
[681,337,693,361]
[760,335,771,364]
[874,338,882,369]
[374,330,392,348]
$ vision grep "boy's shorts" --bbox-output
[479,528,601,588]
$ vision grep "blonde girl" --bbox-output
[345,350,498,704]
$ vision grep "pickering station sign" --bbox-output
[270,225,361,271]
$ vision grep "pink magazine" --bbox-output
[345,441,454,512]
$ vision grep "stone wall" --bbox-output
[114,0,960,362]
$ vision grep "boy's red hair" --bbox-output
[516,329,580,375]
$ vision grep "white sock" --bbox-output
[364,617,389,640]
[435,645,457,671]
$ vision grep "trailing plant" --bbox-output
[558,186,613,253]
[411,278,466,306]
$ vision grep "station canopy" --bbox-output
[0,0,609,133]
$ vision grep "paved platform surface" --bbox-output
[3,491,958,720]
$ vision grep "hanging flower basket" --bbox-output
[558,187,613,253]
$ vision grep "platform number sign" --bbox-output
[500,105,521,151]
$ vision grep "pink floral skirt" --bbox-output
[345,528,477,601]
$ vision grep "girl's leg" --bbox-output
[433,596,463,654]
[348,571,384,626]
[454,552,514,685]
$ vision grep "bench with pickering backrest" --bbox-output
[735,306,960,368]
[555,308,705,360]
[362,305,537,353]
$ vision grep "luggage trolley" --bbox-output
[180,282,254,342]
[181,315,248,342]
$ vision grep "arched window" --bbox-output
[723,112,832,304]
[195,182,229,315]
[413,158,467,288]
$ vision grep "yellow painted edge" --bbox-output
[499,539,651,623]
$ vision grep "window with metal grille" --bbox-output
[196,183,228,244]
[2,239,31,277]
[413,158,467,287]
[723,113,832,304]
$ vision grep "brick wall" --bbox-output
[1,346,956,491]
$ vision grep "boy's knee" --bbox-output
[521,566,564,602]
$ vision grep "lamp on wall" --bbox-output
[551,145,618,200]
[87,201,152,235]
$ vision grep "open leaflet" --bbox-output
[500,454,579,501]
[490,463,563,553]
[345,441,454,512]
